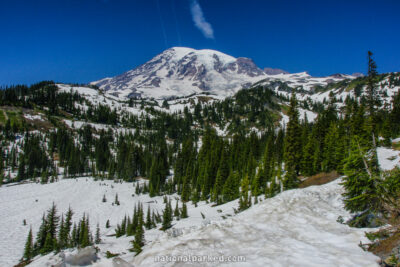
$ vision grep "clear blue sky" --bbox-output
[1,0,399,85]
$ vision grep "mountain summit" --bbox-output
[92,47,267,99]
[92,47,357,100]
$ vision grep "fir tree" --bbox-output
[17,154,26,181]
[145,206,152,229]
[222,172,239,202]
[42,232,54,254]
[181,202,188,218]
[366,51,380,118]
[212,146,230,204]
[57,214,66,249]
[239,175,251,211]
[114,193,120,205]
[342,136,381,213]
[301,135,314,176]
[34,214,47,254]
[161,200,172,230]
[131,218,144,255]
[23,227,33,261]
[174,201,180,218]
[95,224,101,244]
[283,93,301,189]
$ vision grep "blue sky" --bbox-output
[1,0,399,85]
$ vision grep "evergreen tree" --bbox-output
[145,206,152,229]
[58,215,65,249]
[239,175,251,211]
[161,200,172,230]
[322,122,339,172]
[212,146,230,204]
[95,224,101,244]
[34,214,47,254]
[174,201,180,218]
[342,136,381,213]
[222,172,239,202]
[17,154,26,181]
[283,93,301,189]
[366,51,380,118]
[23,227,33,261]
[181,202,188,218]
[114,193,120,205]
[42,232,54,254]
[131,219,144,255]
[301,135,314,176]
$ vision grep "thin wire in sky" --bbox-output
[156,0,168,49]
[171,0,182,46]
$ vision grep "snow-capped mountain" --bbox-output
[92,47,355,100]
[92,47,267,99]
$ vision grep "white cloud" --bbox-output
[190,0,214,39]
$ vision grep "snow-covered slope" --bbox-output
[92,47,355,100]
[0,178,238,267]
[0,177,381,266]
[131,179,379,267]
[269,72,400,109]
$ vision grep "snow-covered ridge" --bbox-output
[92,47,356,100]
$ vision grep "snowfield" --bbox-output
[132,179,379,267]
[0,178,380,266]
[0,178,237,267]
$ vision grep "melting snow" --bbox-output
[0,178,381,266]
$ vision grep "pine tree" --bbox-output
[114,193,120,205]
[174,201,180,218]
[239,175,251,211]
[366,51,380,118]
[71,223,78,247]
[58,214,65,249]
[222,172,239,202]
[181,202,188,218]
[23,227,33,261]
[145,206,152,229]
[301,134,314,176]
[212,146,230,204]
[251,171,261,198]
[161,200,172,230]
[261,135,275,184]
[17,154,26,181]
[34,214,47,254]
[80,214,92,248]
[181,174,191,202]
[106,219,110,229]
[45,203,59,243]
[42,232,54,254]
[322,122,339,172]
[342,136,381,213]
[95,224,101,244]
[283,93,301,189]
[131,219,144,255]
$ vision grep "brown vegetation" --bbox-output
[299,171,340,188]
